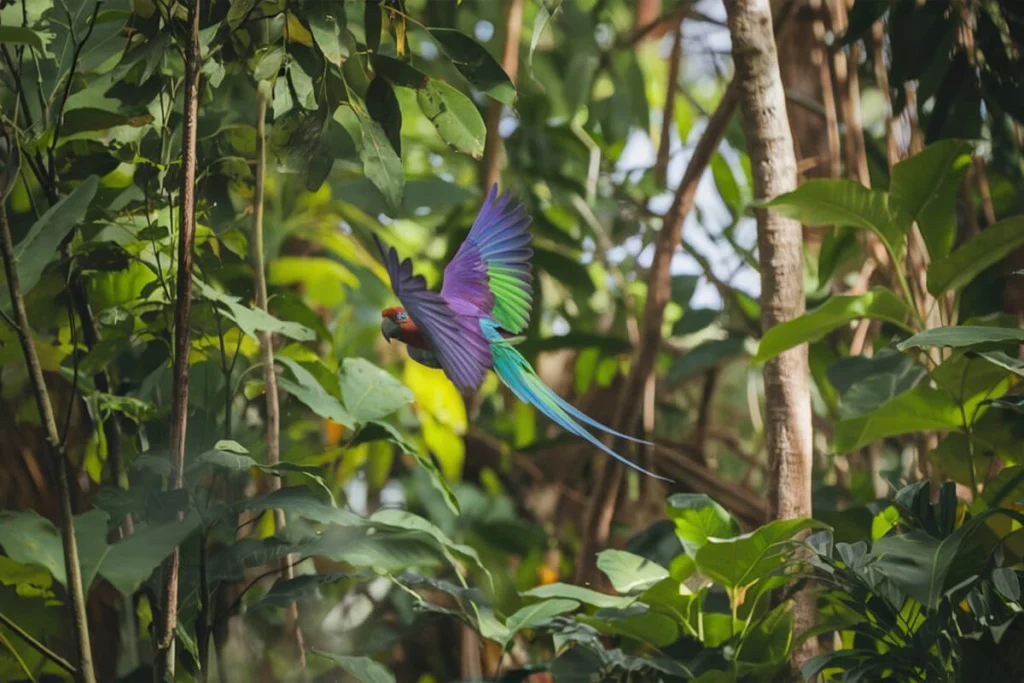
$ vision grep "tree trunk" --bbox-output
[724,0,817,669]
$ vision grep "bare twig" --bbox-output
[480,0,525,191]
[655,26,683,186]
[0,169,96,683]
[252,86,307,671]
[0,610,77,676]
[155,0,201,679]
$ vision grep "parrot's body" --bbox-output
[375,185,668,481]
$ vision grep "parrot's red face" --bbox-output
[380,306,429,349]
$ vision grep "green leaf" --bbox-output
[666,494,740,557]
[241,486,362,527]
[532,247,596,295]
[251,45,284,82]
[339,358,413,423]
[100,512,202,596]
[312,526,448,570]
[307,3,349,65]
[309,650,395,683]
[926,216,1024,295]
[0,26,45,53]
[890,139,973,260]
[754,289,912,364]
[993,567,1021,602]
[195,281,315,342]
[416,79,486,158]
[665,336,747,384]
[370,509,489,581]
[578,605,680,647]
[351,420,460,515]
[870,517,989,610]
[505,598,579,639]
[352,109,404,214]
[371,55,429,89]
[839,353,926,419]
[528,0,562,80]
[763,179,902,256]
[596,549,669,594]
[833,385,966,452]
[896,325,1024,352]
[1,176,98,309]
[58,108,154,137]
[276,357,355,429]
[366,77,402,154]
[428,28,516,105]
[249,571,369,609]
[521,582,634,609]
[694,518,827,589]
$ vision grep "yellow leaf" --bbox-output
[404,360,467,432]
[286,12,314,47]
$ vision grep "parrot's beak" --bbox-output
[380,317,399,343]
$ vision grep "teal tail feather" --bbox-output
[482,321,673,482]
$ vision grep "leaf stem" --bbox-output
[0,609,77,676]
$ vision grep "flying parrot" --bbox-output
[373,185,669,482]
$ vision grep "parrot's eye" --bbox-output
[396,312,408,321]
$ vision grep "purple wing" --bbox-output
[441,184,534,334]
[373,235,492,392]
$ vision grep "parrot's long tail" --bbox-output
[482,321,673,482]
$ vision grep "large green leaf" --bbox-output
[276,357,355,428]
[754,289,912,364]
[428,28,516,105]
[838,352,926,419]
[666,494,740,557]
[926,216,1024,295]
[505,598,579,640]
[834,385,965,452]
[339,358,413,423]
[416,79,486,158]
[100,512,202,596]
[578,605,680,647]
[0,26,46,53]
[694,518,827,590]
[370,509,488,581]
[371,55,429,89]
[665,337,747,383]
[195,281,315,342]
[870,517,988,610]
[337,107,404,214]
[1,176,98,309]
[240,486,363,527]
[890,139,974,260]
[596,549,669,594]
[736,601,794,677]
[520,582,634,609]
[312,526,448,570]
[763,179,902,256]
[310,650,395,683]
[896,325,1024,352]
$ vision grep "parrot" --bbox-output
[373,184,670,482]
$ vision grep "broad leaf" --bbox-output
[196,281,315,342]
[763,179,903,256]
[276,357,355,428]
[428,28,516,105]
[578,605,681,647]
[100,512,202,596]
[596,549,669,594]
[417,79,486,158]
[890,139,973,260]
[694,518,827,589]
[754,289,912,364]
[1,176,98,309]
[896,325,1024,352]
[927,216,1024,295]
[521,582,634,609]
[666,494,740,557]
[339,358,413,423]
[505,598,580,640]
[310,650,395,683]
[241,486,362,527]
[307,3,348,65]
[371,55,429,89]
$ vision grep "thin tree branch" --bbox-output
[480,0,525,191]
[0,610,77,676]
[655,26,683,186]
[251,85,307,671]
[0,152,96,683]
[155,0,201,679]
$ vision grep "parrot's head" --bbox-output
[380,306,415,344]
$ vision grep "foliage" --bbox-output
[0,0,1023,682]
